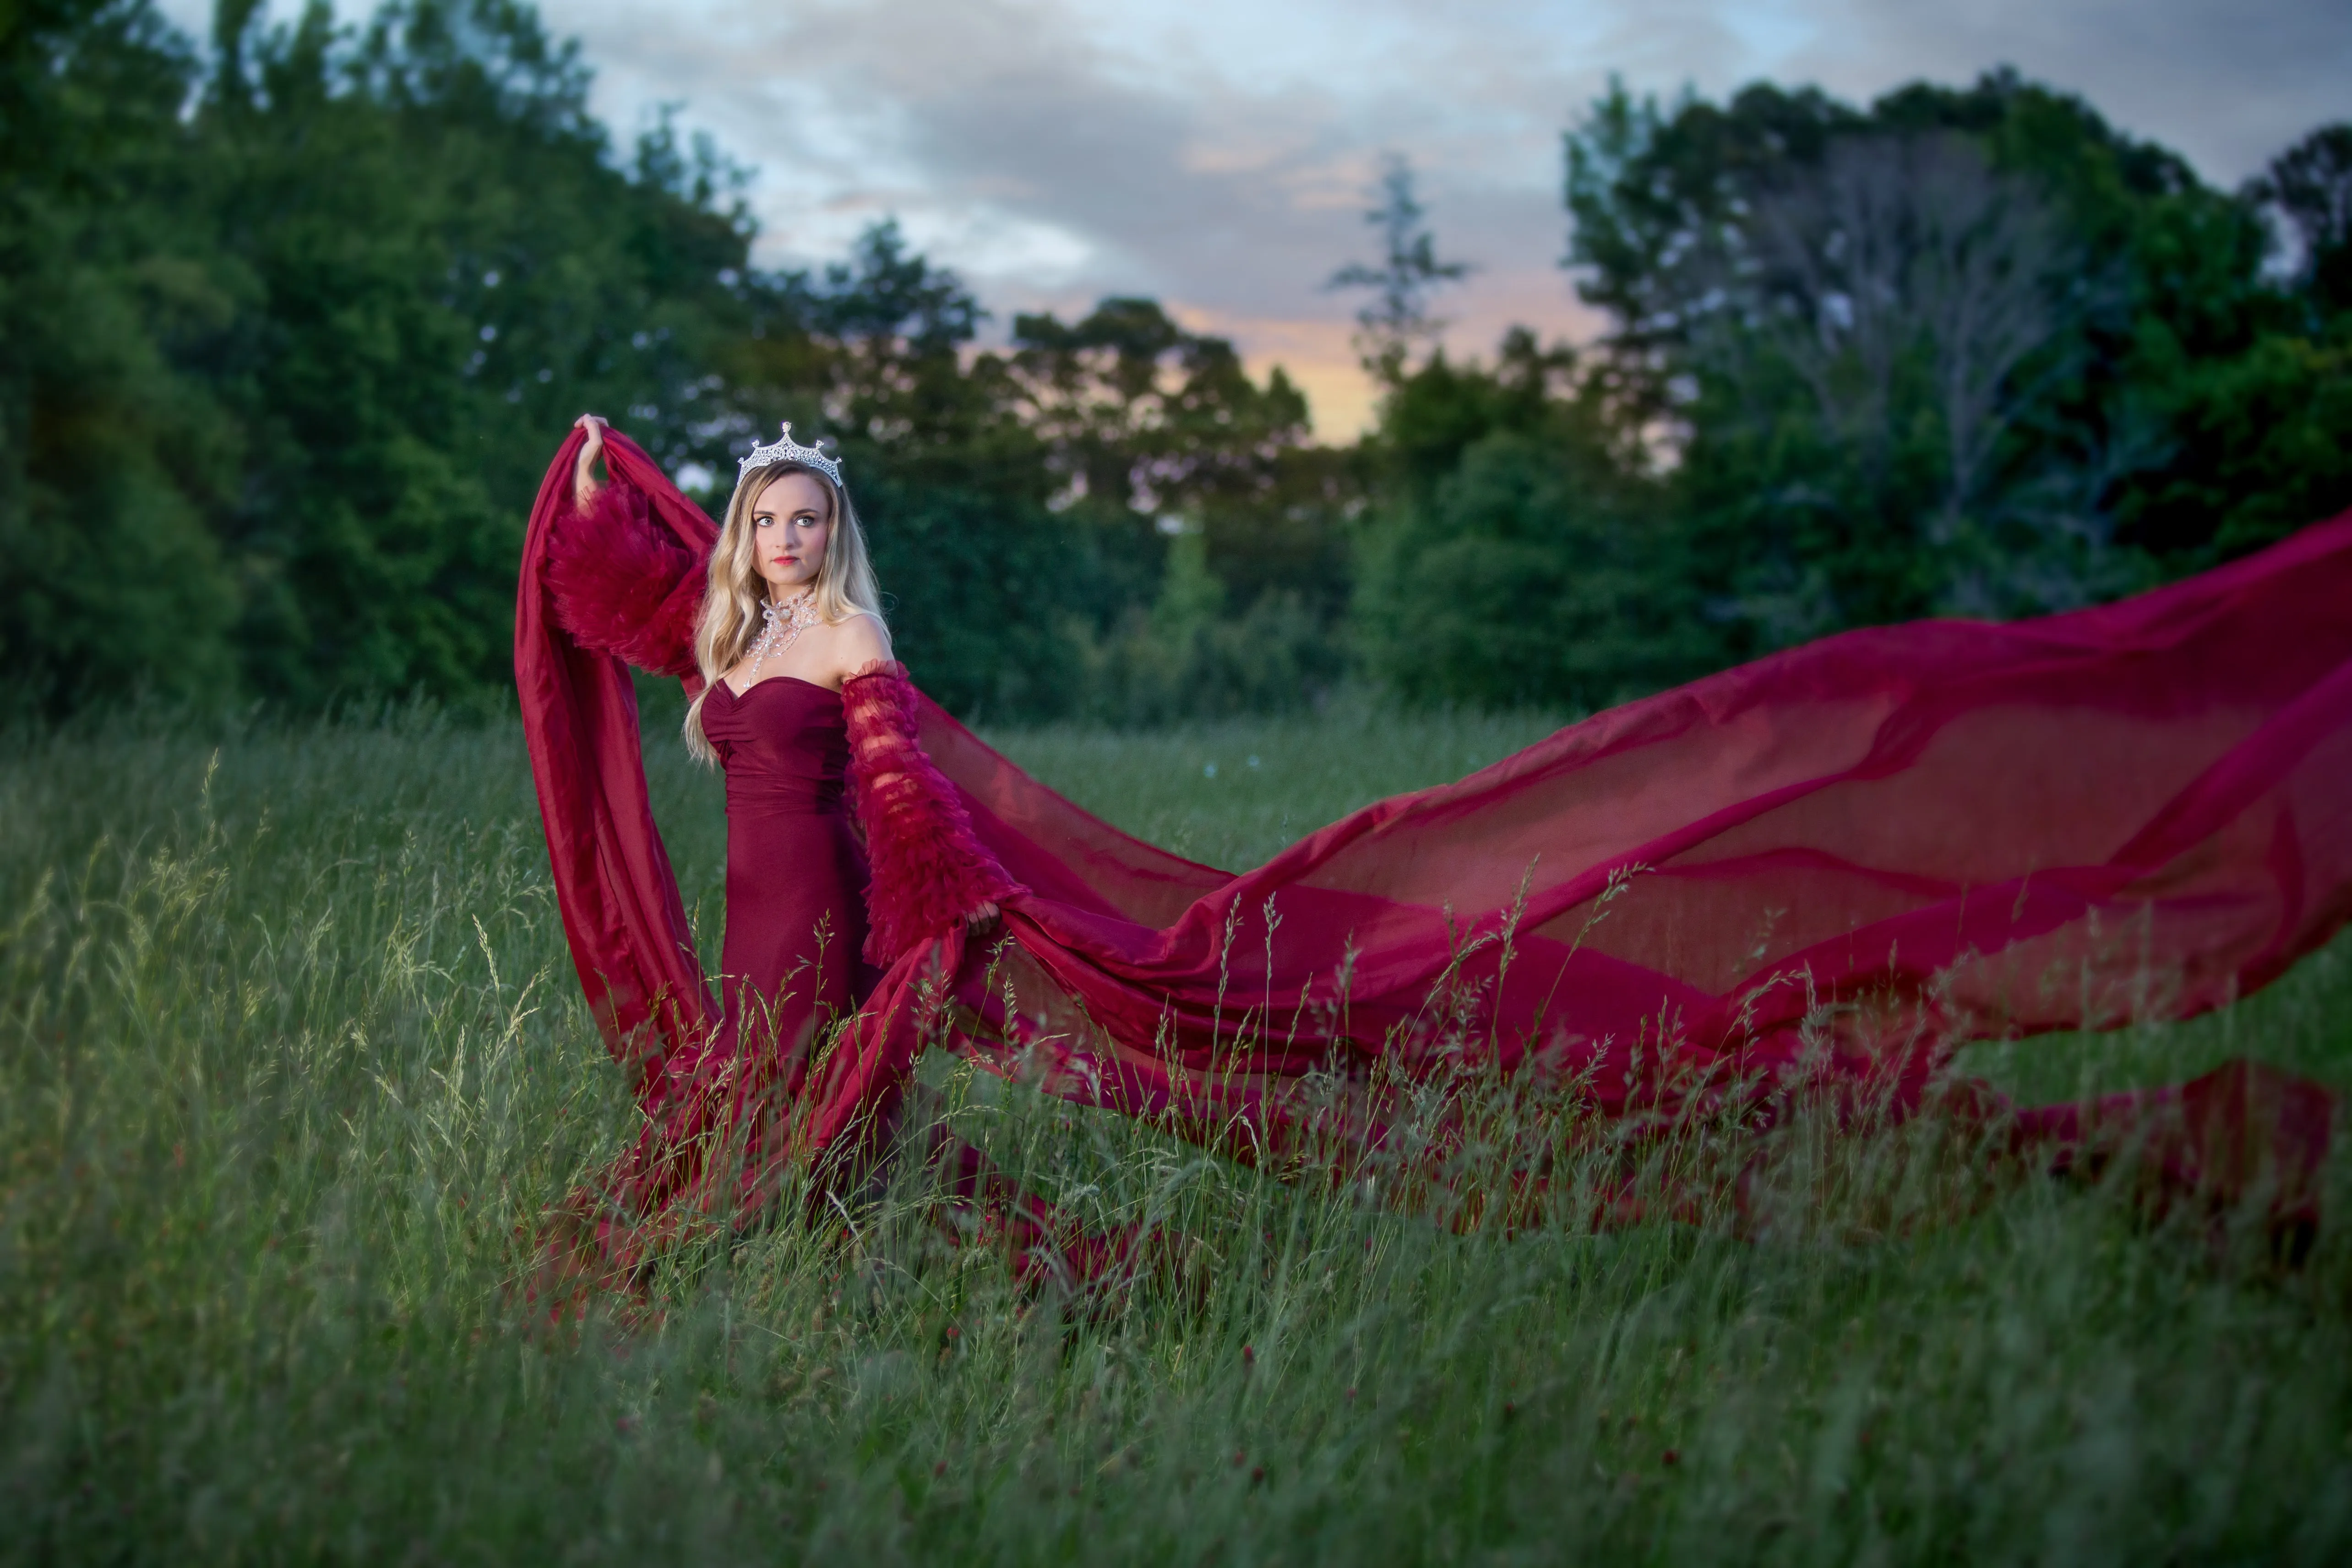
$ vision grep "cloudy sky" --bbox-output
[173,0,2349,436]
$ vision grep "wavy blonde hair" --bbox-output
[683,459,884,763]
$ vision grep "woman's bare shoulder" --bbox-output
[827,610,893,672]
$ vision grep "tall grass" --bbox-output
[3,704,2348,1564]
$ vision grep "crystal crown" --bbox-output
[737,421,844,487]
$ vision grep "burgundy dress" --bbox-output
[525,429,2349,1265]
[699,676,880,1060]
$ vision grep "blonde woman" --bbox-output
[545,414,1011,1130]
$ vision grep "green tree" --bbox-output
[1562,71,2352,664]
[0,0,763,717]
[2250,123,2352,316]
[993,296,1351,720]
[0,0,242,716]
[1352,330,1694,708]
[1008,296,1345,613]
[197,0,754,707]
[2118,124,2352,561]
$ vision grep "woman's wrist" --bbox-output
[572,414,609,512]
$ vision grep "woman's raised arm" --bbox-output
[542,415,706,680]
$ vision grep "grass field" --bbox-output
[4,701,2350,1564]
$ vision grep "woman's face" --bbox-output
[751,470,832,597]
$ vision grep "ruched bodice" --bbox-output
[702,677,851,814]
[701,676,876,1059]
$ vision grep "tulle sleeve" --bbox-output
[543,478,706,681]
[844,661,1025,965]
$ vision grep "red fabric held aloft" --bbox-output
[517,432,2347,1250]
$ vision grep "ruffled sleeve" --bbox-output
[543,479,706,681]
[844,662,1025,965]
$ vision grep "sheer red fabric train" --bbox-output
[517,429,2346,1263]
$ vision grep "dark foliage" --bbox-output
[0,1,1336,724]
[5,10,2343,723]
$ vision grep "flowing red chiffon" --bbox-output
[517,430,2345,1253]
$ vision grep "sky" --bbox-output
[166,0,2352,438]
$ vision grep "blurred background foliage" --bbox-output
[5,0,2349,724]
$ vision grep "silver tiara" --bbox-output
[737,421,844,487]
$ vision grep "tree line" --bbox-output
[6,0,2348,724]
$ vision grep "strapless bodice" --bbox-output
[702,677,850,815]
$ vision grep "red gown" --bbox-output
[519,429,2344,1267]
[697,676,877,1064]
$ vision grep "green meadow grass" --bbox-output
[3,702,2349,1565]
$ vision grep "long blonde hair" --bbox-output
[683,459,884,762]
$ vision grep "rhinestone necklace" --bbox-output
[744,590,820,675]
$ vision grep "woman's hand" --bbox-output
[572,413,609,512]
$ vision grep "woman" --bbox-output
[532,415,1014,1250]
[560,413,879,1067]
[520,419,2351,1274]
